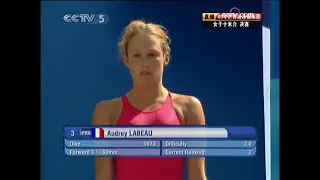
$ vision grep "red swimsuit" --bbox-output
[114,93,184,180]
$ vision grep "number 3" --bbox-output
[71,130,75,136]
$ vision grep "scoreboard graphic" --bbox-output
[202,7,262,28]
[64,126,257,157]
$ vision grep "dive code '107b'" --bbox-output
[144,141,158,147]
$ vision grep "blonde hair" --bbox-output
[118,20,171,59]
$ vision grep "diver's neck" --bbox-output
[128,82,168,104]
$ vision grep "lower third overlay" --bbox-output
[64,126,257,157]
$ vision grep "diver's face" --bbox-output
[124,33,169,85]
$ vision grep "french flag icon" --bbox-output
[91,128,104,138]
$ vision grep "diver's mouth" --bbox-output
[140,71,152,75]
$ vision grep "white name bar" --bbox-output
[99,128,228,138]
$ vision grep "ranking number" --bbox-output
[71,130,75,136]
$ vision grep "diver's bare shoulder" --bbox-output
[92,98,122,126]
[170,92,204,125]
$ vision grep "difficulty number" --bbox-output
[244,141,252,147]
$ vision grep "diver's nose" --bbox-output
[141,57,149,67]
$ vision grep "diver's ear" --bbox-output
[123,55,130,68]
[164,55,170,66]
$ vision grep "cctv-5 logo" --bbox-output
[63,14,108,24]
